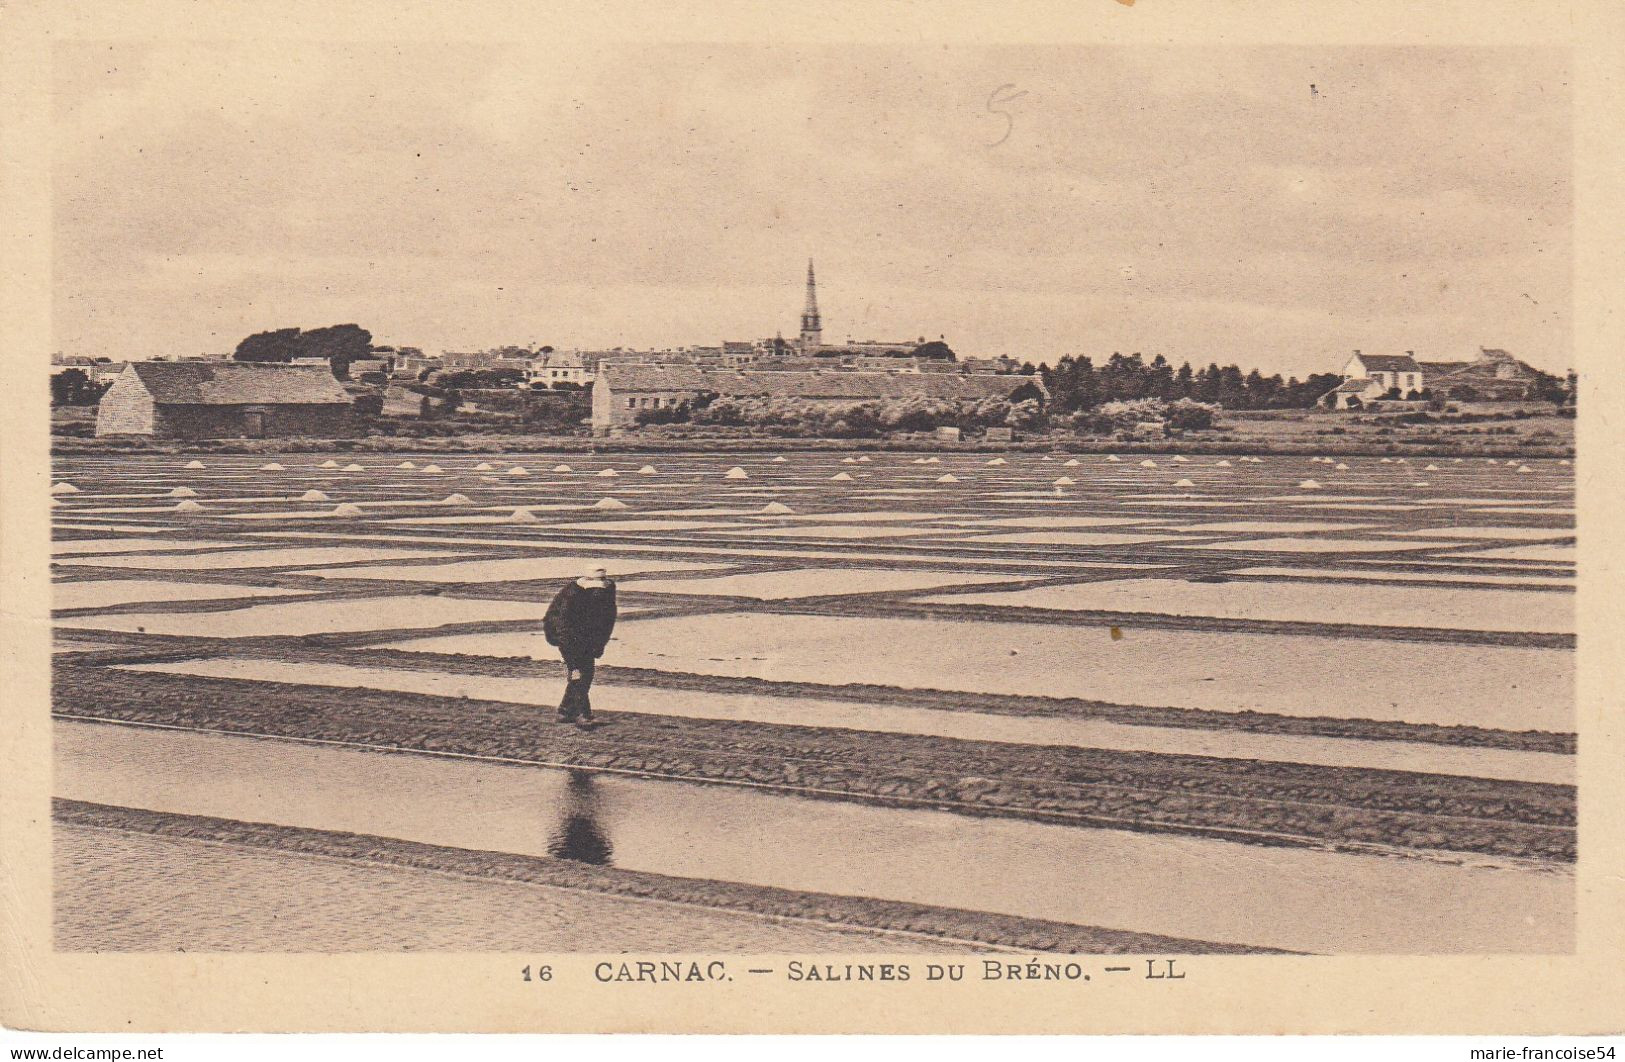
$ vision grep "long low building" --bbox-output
[96,362,357,439]
[592,365,1044,430]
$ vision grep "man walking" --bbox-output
[543,565,618,725]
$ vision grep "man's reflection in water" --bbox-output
[547,769,613,865]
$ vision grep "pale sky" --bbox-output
[53,43,1571,375]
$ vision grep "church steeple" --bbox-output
[799,259,822,353]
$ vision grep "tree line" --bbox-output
[1030,352,1344,412]
[232,323,377,376]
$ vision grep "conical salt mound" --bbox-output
[593,497,629,510]
[856,456,871,462]
[168,486,197,498]
[474,462,494,471]
[1139,459,1157,468]
[771,456,788,463]
[1380,457,1393,463]
[986,458,1006,466]
[1424,464,1440,471]
[598,468,619,478]
[831,472,854,481]
[842,457,858,464]
[1335,463,1350,471]
[553,464,573,473]
[1041,455,1053,461]
[1171,455,1189,463]
[442,493,471,505]
[1412,482,1430,487]
[936,474,960,483]
[342,463,365,472]
[1395,457,1408,464]
[637,465,657,475]
[1560,459,1572,466]
[398,461,417,469]
[1298,479,1322,489]
[1454,458,1465,463]
[724,467,748,480]
[1054,476,1076,486]
[1517,464,1534,473]
[421,464,444,473]
[760,502,793,515]
[320,460,340,469]
[1064,458,1080,467]
[1106,455,1122,463]
[260,462,285,471]
[331,503,364,517]
[174,499,204,512]
[508,508,539,523]
[507,466,529,475]
[924,457,940,464]
[50,482,79,495]
[1173,478,1195,487]
[185,460,206,470]
[912,458,928,465]
[1215,460,1232,468]
[299,489,329,501]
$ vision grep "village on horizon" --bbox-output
[50,259,1576,443]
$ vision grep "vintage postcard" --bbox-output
[2,0,1622,1037]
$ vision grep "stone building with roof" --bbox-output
[96,362,357,439]
[592,365,1043,431]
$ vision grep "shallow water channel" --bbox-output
[55,721,1572,954]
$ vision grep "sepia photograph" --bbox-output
[4,0,1621,1040]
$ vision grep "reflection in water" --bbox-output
[546,770,613,865]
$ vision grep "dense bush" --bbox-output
[675,394,1030,438]
[1071,398,1219,434]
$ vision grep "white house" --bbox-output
[526,350,594,388]
[1322,351,1426,409]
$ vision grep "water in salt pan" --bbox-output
[1389,527,1575,541]
[947,531,1177,547]
[55,723,1572,953]
[1231,566,1572,588]
[290,556,725,583]
[759,511,949,522]
[913,577,1573,635]
[393,612,1573,732]
[622,567,1018,600]
[127,657,1571,786]
[1172,538,1465,554]
[1456,544,1576,564]
[55,580,310,610]
[720,524,964,540]
[60,593,554,638]
[950,516,1148,529]
[53,538,239,557]
[1172,520,1373,534]
[62,546,471,571]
